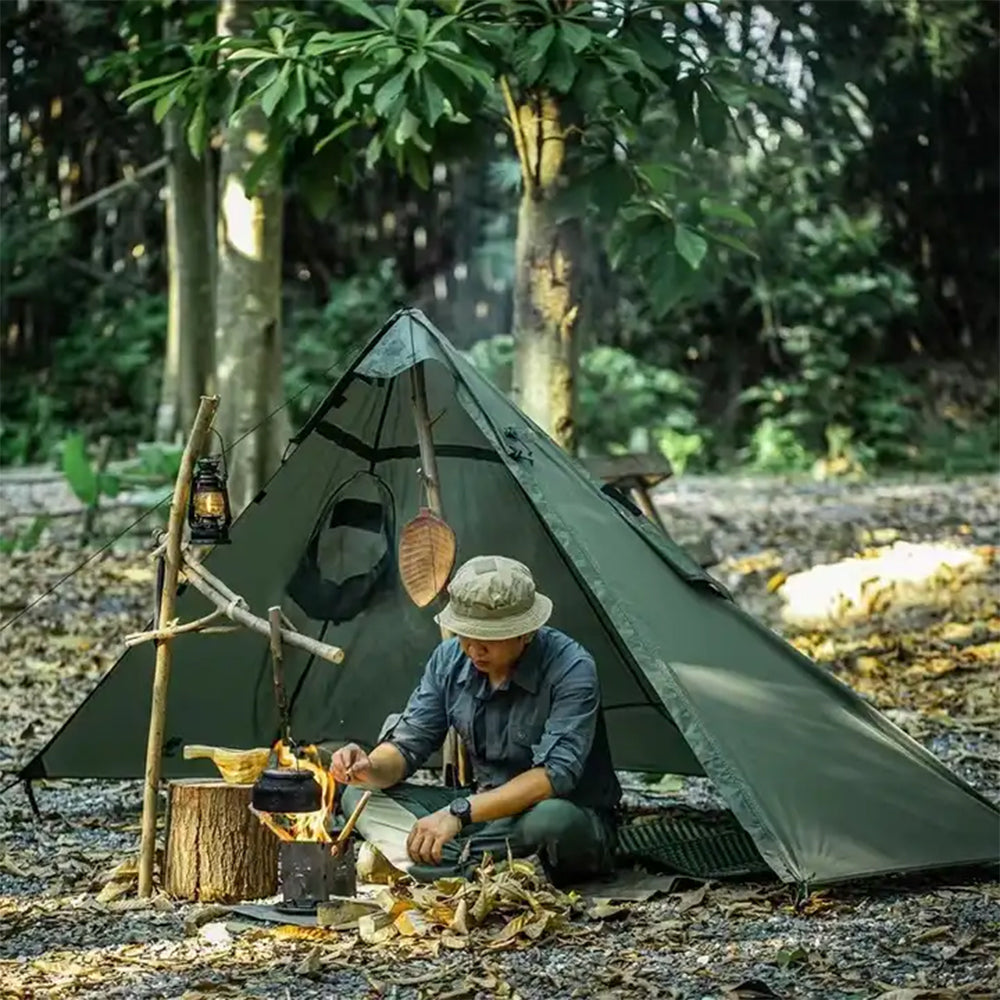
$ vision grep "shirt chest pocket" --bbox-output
[504,695,550,762]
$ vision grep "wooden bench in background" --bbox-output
[581,452,674,536]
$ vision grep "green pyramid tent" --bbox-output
[22,308,999,885]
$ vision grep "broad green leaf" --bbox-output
[648,252,693,317]
[186,99,208,157]
[314,117,359,153]
[261,64,291,118]
[408,50,428,72]
[700,198,756,228]
[405,146,430,190]
[559,20,591,54]
[120,70,189,101]
[222,47,281,62]
[374,70,409,116]
[427,12,461,42]
[624,18,675,71]
[422,71,447,125]
[303,29,381,56]
[267,27,285,52]
[153,88,180,125]
[394,107,422,144]
[594,170,635,221]
[697,85,729,148]
[336,0,389,28]
[674,224,708,270]
[638,163,684,194]
[545,37,577,93]
[402,7,429,40]
[609,79,642,120]
[707,230,759,259]
[430,51,493,92]
[283,65,308,121]
[61,435,98,507]
[336,61,381,115]
[98,472,121,498]
[522,23,556,79]
[606,222,630,271]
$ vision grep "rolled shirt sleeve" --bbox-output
[530,653,599,797]
[384,646,449,776]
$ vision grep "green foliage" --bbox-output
[465,336,707,471]
[60,435,120,507]
[1,294,167,466]
[114,0,757,294]
[0,517,49,555]
[736,204,920,469]
[282,259,405,429]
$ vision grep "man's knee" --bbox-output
[516,798,589,846]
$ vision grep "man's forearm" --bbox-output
[364,742,408,789]
[468,767,553,823]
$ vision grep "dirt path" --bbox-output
[0,474,997,1000]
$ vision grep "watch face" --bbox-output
[450,797,471,821]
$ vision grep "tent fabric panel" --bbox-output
[288,370,702,775]
[28,383,381,778]
[418,318,1000,883]
[668,658,1000,880]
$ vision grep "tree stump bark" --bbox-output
[164,779,278,902]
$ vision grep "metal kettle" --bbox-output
[251,767,322,814]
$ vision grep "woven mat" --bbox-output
[616,809,771,880]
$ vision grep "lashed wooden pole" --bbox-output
[409,364,468,787]
[137,395,219,898]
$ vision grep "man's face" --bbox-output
[458,634,530,675]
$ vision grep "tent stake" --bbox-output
[408,363,469,788]
[137,394,219,898]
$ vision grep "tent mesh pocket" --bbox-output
[616,811,770,880]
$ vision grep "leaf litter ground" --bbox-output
[1,474,997,1000]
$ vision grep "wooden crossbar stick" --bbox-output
[180,556,345,664]
[124,609,223,647]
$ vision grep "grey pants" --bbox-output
[341,782,617,884]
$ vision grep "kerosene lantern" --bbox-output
[187,439,232,545]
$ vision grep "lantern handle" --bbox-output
[208,426,228,479]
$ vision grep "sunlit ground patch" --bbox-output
[776,541,996,627]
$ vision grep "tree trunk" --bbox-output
[214,0,289,515]
[164,779,278,902]
[157,106,216,443]
[504,85,579,452]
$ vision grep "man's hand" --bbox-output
[329,743,372,785]
[406,809,461,865]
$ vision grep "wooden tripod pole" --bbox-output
[137,395,219,898]
[408,363,468,787]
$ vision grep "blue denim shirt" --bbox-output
[386,627,621,813]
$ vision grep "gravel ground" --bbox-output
[1,472,998,1000]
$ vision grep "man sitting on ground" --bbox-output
[332,555,621,884]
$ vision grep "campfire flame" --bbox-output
[251,741,337,843]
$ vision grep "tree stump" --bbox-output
[164,779,278,902]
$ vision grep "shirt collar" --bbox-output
[455,636,542,695]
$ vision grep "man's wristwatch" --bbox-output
[449,797,473,828]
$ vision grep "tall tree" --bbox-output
[212,0,288,513]
[157,101,216,442]
[118,0,754,451]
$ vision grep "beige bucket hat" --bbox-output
[434,555,553,641]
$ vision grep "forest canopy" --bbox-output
[2,0,997,480]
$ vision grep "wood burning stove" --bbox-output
[275,839,356,915]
